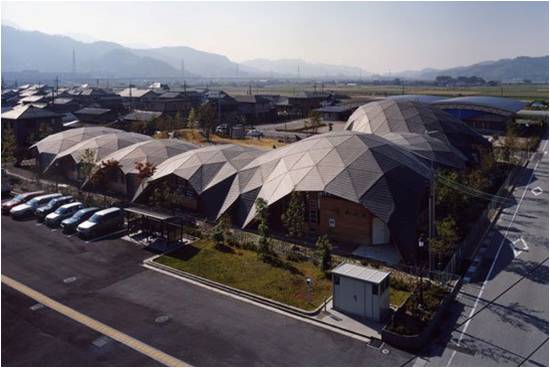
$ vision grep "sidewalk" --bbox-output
[315,300,383,339]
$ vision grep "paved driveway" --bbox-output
[1,216,413,366]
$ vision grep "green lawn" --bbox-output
[156,239,332,311]
[389,288,411,307]
[156,238,411,311]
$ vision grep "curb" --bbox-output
[143,256,384,344]
[144,255,325,316]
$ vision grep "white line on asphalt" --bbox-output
[446,139,548,367]
[2,274,190,367]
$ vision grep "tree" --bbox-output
[281,192,305,238]
[315,235,332,273]
[255,198,271,257]
[187,108,198,128]
[135,161,156,180]
[211,216,229,247]
[501,123,518,162]
[1,127,17,164]
[174,111,185,130]
[430,216,459,267]
[198,104,217,141]
[78,148,97,182]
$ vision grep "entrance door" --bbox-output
[372,217,390,245]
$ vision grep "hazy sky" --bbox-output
[2,1,548,73]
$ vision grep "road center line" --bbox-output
[1,274,190,367]
[446,139,548,367]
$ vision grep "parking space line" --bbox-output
[1,274,190,367]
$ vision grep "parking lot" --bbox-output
[1,205,414,366]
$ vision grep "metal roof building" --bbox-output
[381,132,467,169]
[218,131,432,263]
[431,96,528,132]
[30,127,123,171]
[87,139,198,197]
[133,144,263,218]
[345,100,490,163]
[45,132,152,174]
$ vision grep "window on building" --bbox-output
[372,284,379,295]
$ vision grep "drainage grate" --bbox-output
[92,335,111,348]
[30,303,44,311]
[366,339,383,349]
[155,315,171,324]
[63,276,77,284]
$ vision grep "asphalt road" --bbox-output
[1,285,161,367]
[1,215,413,366]
[414,140,549,367]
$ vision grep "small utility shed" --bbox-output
[331,263,390,322]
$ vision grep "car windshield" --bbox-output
[27,198,41,207]
[88,213,102,223]
[73,209,92,220]
[55,206,73,215]
[13,194,25,201]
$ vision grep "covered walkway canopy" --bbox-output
[124,205,186,243]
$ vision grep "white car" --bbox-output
[246,129,264,138]
[45,202,84,227]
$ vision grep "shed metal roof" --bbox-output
[431,96,527,114]
[331,263,390,284]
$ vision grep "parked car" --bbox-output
[2,190,45,215]
[10,193,62,220]
[215,124,229,135]
[45,202,84,228]
[1,168,12,195]
[246,129,264,138]
[76,207,125,239]
[60,207,100,234]
[35,195,74,221]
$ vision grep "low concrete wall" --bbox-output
[381,279,462,351]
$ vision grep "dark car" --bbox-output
[77,207,125,239]
[10,193,62,219]
[44,202,84,228]
[2,191,45,215]
[35,195,73,221]
[60,207,100,234]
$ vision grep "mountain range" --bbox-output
[393,56,549,82]
[1,25,548,82]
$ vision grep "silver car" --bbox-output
[45,202,84,227]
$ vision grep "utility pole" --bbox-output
[72,48,76,75]
[181,58,185,79]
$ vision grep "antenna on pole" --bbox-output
[72,48,76,74]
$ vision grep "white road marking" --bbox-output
[511,237,529,257]
[531,186,543,196]
[2,274,189,367]
[446,139,548,366]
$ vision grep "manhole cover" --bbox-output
[381,348,390,355]
[155,315,171,324]
[92,335,111,348]
[63,276,77,284]
[30,303,44,311]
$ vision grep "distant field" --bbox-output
[214,83,548,101]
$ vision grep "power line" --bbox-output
[436,174,514,204]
